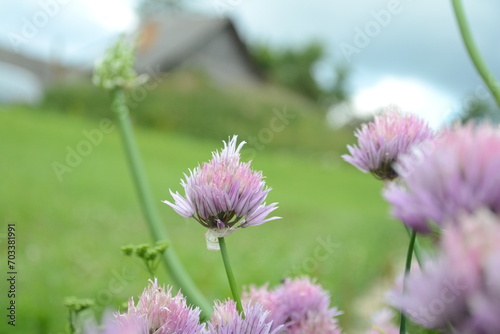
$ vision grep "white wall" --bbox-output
[0,62,42,105]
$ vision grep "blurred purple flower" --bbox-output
[163,135,280,250]
[384,122,500,232]
[205,299,282,334]
[389,210,500,332]
[343,108,433,180]
[244,277,343,333]
[84,310,148,334]
[118,278,204,334]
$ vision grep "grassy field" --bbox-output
[0,106,407,333]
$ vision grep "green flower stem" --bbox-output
[399,229,417,334]
[218,237,245,316]
[451,0,500,109]
[68,311,75,334]
[112,89,211,316]
[404,226,422,266]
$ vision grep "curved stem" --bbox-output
[451,0,500,108]
[404,226,422,265]
[112,89,211,316]
[218,237,245,316]
[399,229,417,334]
[68,311,75,334]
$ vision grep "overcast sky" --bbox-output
[1,0,499,127]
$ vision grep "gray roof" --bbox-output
[135,15,262,81]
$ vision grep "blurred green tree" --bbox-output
[251,42,349,107]
[457,96,500,123]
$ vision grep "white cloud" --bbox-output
[78,0,138,31]
[352,76,455,128]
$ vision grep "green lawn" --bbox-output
[0,106,406,333]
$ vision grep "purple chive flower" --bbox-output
[342,108,434,180]
[389,209,500,332]
[244,277,343,334]
[205,299,282,334]
[118,278,204,334]
[163,135,280,250]
[384,122,500,232]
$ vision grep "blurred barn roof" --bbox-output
[135,15,263,86]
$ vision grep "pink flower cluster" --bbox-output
[244,277,343,334]
[390,210,500,332]
[85,278,343,334]
[88,110,500,333]
[345,112,500,331]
